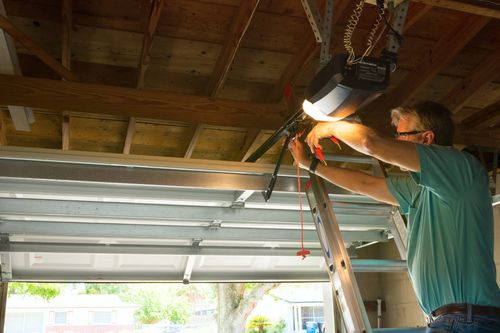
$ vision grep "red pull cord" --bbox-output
[296,162,310,259]
[283,84,310,259]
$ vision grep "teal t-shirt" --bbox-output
[386,144,500,314]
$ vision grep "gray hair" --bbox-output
[391,101,455,146]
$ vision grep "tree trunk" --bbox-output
[217,283,279,333]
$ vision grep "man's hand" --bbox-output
[305,122,336,153]
[288,137,310,170]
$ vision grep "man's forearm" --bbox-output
[313,163,397,205]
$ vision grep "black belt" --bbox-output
[430,303,500,321]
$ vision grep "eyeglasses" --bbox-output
[394,130,424,139]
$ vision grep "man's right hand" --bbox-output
[288,137,310,170]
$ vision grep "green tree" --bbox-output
[8,282,62,301]
[165,300,190,324]
[217,283,279,333]
[121,284,193,325]
[247,315,272,333]
[269,319,286,333]
[82,283,129,295]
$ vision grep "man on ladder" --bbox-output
[289,100,500,332]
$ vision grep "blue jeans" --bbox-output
[426,314,500,332]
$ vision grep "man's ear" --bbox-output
[422,131,435,145]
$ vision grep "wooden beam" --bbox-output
[363,14,490,129]
[62,111,70,150]
[240,129,267,162]
[0,109,7,146]
[371,3,432,56]
[137,0,165,89]
[61,1,72,150]
[123,117,136,154]
[441,51,500,114]
[412,0,500,19]
[0,74,287,129]
[184,124,204,158]
[460,99,500,130]
[455,129,500,148]
[0,14,77,81]
[236,128,261,161]
[268,0,350,102]
[204,0,260,97]
[0,1,33,131]
[61,0,72,70]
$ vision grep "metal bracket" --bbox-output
[389,208,408,259]
[301,0,324,43]
[208,220,222,230]
[301,0,334,67]
[262,134,293,202]
[191,238,202,247]
[371,160,408,260]
[231,190,255,208]
[319,0,334,67]
[382,0,409,68]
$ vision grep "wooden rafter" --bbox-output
[455,129,500,148]
[61,0,72,70]
[236,128,261,162]
[412,0,500,19]
[0,14,77,81]
[122,117,136,154]
[460,99,500,130]
[441,51,500,114]
[137,0,165,89]
[241,130,266,162]
[362,14,490,130]
[184,124,204,158]
[371,3,432,56]
[62,111,70,150]
[0,109,7,146]
[267,0,350,102]
[61,0,72,151]
[0,74,287,129]
[204,0,260,97]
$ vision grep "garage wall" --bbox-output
[367,202,500,329]
[377,242,426,328]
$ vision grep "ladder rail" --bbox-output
[307,174,372,333]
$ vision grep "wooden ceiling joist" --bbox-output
[137,0,165,89]
[62,111,70,150]
[241,129,266,162]
[184,124,204,158]
[0,74,287,129]
[61,0,72,151]
[455,129,500,148]
[371,3,432,56]
[413,0,500,19]
[441,51,500,114]
[61,0,72,70]
[267,0,350,102]
[122,117,136,154]
[460,99,500,130]
[0,14,77,81]
[236,128,261,162]
[363,14,490,129]
[0,110,7,146]
[204,0,260,97]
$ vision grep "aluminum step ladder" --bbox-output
[305,158,408,333]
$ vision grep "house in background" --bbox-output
[5,294,139,333]
[250,283,327,333]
